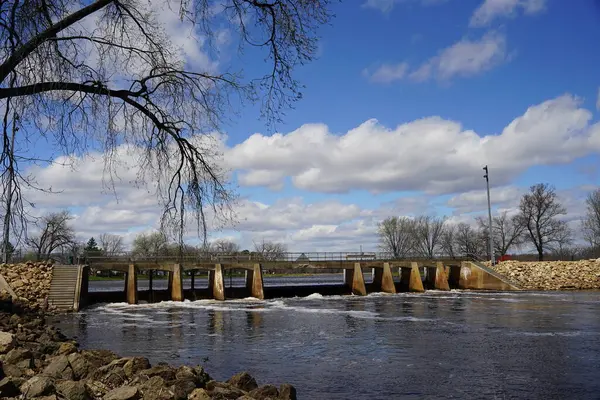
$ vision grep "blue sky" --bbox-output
[20,0,600,252]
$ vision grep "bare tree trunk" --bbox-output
[2,113,16,263]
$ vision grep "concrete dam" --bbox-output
[47,253,521,311]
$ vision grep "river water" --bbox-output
[51,277,600,399]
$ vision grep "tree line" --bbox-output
[378,184,600,261]
[1,208,287,263]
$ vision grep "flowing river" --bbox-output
[51,277,600,399]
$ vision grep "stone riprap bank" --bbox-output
[492,259,600,290]
[0,294,297,400]
[0,262,53,309]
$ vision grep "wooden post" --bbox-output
[351,263,367,296]
[210,264,225,300]
[191,270,195,290]
[126,264,138,304]
[245,264,264,300]
[170,264,184,302]
[435,261,450,291]
[408,262,425,292]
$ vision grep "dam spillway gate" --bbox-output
[46,254,521,311]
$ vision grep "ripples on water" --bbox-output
[52,281,600,400]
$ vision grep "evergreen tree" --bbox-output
[85,237,99,252]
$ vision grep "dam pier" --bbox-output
[47,253,521,311]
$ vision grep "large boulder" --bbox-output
[188,388,210,400]
[43,355,74,380]
[57,342,78,355]
[279,384,297,400]
[103,385,140,400]
[20,375,55,398]
[56,380,91,400]
[139,376,174,400]
[68,352,92,380]
[0,331,16,353]
[227,371,258,392]
[249,385,279,400]
[206,381,246,399]
[170,377,197,400]
[4,348,33,365]
[123,357,151,378]
[139,364,177,382]
[0,376,21,397]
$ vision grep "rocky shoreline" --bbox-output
[0,294,296,400]
[491,259,600,290]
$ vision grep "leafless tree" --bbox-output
[582,189,600,247]
[253,239,287,261]
[132,231,168,258]
[440,223,456,258]
[0,0,333,247]
[99,233,124,255]
[476,211,525,257]
[413,215,445,258]
[377,216,416,259]
[25,210,76,260]
[454,222,485,258]
[212,239,239,255]
[516,183,570,261]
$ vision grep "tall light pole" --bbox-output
[483,166,495,265]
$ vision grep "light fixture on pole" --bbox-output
[483,166,495,265]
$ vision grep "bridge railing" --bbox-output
[83,251,469,265]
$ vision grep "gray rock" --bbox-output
[123,357,150,378]
[279,384,297,400]
[68,352,92,380]
[188,388,210,400]
[0,376,21,397]
[57,342,78,355]
[0,331,16,354]
[20,375,55,398]
[11,279,24,288]
[139,376,174,400]
[174,365,195,381]
[4,348,32,365]
[227,371,258,392]
[81,349,119,369]
[206,381,245,399]
[103,385,140,400]
[43,355,74,380]
[56,380,91,400]
[171,377,196,400]
[139,364,176,381]
[249,385,279,400]
[193,366,211,388]
[1,362,23,377]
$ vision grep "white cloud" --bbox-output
[362,0,448,13]
[470,0,547,27]
[228,94,600,196]
[447,186,524,214]
[364,63,409,83]
[367,32,508,83]
[411,31,507,81]
[362,0,398,13]
[430,31,507,80]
